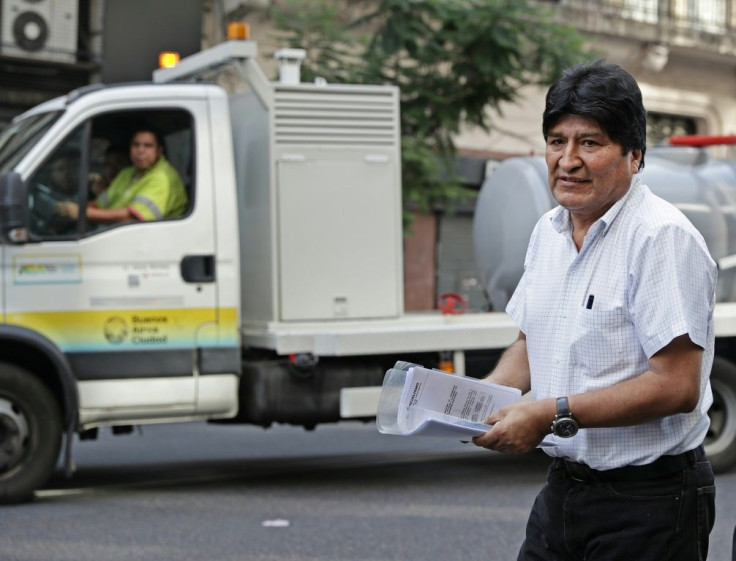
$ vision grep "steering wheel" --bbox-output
[29,183,74,235]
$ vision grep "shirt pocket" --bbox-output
[570,303,635,377]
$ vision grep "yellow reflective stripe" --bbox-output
[6,307,238,351]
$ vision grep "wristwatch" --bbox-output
[551,396,579,438]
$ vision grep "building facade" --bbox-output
[0,0,97,128]
[0,0,203,129]
[458,0,736,160]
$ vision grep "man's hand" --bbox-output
[472,399,555,454]
[57,201,80,220]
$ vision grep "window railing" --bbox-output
[562,0,735,34]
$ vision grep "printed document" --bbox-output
[377,362,520,437]
[376,362,556,446]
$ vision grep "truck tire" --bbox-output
[0,363,62,504]
[705,356,736,473]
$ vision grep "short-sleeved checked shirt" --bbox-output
[507,176,717,469]
[96,156,187,220]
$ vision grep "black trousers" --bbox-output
[518,448,715,561]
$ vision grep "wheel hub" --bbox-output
[0,397,30,472]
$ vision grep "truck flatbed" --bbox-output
[242,311,519,356]
[244,302,736,357]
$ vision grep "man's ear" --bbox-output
[631,149,643,172]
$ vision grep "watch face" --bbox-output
[553,418,579,438]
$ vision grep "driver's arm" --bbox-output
[85,205,132,223]
[58,201,132,223]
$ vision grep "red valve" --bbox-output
[438,292,468,315]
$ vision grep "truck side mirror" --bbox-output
[0,172,29,244]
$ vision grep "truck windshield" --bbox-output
[0,111,61,174]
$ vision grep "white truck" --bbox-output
[0,37,734,504]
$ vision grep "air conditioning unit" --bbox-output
[1,0,78,63]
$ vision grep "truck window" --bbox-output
[27,126,85,239]
[83,109,194,232]
[0,111,61,173]
[26,109,194,240]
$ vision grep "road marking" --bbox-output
[262,519,290,527]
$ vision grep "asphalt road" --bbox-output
[1,421,735,561]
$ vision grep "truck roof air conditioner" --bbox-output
[1,0,78,63]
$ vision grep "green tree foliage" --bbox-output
[271,0,591,218]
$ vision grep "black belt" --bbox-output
[553,445,705,482]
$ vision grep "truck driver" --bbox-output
[58,127,188,224]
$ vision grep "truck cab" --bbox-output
[0,83,242,502]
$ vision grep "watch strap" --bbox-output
[556,396,571,417]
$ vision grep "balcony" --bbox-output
[555,0,736,58]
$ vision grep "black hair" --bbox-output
[543,61,647,171]
[130,124,165,149]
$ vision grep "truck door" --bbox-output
[6,102,221,424]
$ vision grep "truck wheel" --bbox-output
[0,363,62,504]
[705,357,736,473]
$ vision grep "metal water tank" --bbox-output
[473,147,736,310]
[473,156,553,311]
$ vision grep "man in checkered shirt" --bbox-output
[473,62,717,560]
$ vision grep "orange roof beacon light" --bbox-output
[227,21,250,41]
[158,51,180,69]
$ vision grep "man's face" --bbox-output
[129,131,162,173]
[545,115,641,224]
[50,158,71,189]
[49,157,79,194]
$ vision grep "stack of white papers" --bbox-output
[376,361,522,438]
